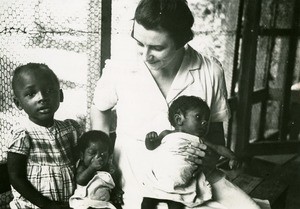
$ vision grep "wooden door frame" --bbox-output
[232,0,300,157]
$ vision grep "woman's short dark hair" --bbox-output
[134,0,194,49]
[168,95,210,127]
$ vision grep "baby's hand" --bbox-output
[145,131,160,150]
[90,156,104,171]
[229,158,242,170]
[146,131,158,141]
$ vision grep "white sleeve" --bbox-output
[93,60,118,111]
[209,59,231,122]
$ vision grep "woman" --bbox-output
[91,0,260,208]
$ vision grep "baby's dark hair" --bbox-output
[78,130,112,154]
[168,95,210,127]
[12,63,60,95]
[134,0,194,49]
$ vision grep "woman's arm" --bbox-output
[7,152,62,209]
[91,105,112,134]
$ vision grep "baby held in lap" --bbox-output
[142,95,240,209]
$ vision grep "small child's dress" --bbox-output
[144,132,212,208]
[69,171,116,209]
[7,118,82,209]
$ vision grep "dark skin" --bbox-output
[146,119,240,170]
[76,142,124,206]
[76,160,124,207]
[143,118,235,209]
[7,153,70,209]
[8,70,70,209]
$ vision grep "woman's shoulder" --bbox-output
[102,57,143,76]
[190,48,225,80]
[186,45,223,73]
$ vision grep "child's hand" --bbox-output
[229,158,242,170]
[90,156,104,171]
[145,131,160,150]
[110,188,124,207]
[146,131,158,141]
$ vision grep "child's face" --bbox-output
[181,107,210,137]
[13,70,62,127]
[82,141,110,169]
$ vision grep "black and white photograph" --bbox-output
[0,0,299,209]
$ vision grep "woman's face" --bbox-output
[132,21,182,71]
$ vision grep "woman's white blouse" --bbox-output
[93,45,230,209]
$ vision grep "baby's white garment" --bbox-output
[144,132,212,207]
[69,171,116,209]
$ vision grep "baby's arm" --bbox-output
[145,130,172,150]
[7,152,65,209]
[204,140,241,169]
[76,157,104,186]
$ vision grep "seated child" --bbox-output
[7,63,82,209]
[69,130,122,209]
[142,95,240,209]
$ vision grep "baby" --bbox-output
[142,95,240,209]
[69,130,122,209]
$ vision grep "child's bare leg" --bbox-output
[211,177,261,209]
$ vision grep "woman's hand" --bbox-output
[184,141,207,165]
[184,141,220,170]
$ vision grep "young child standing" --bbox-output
[142,95,240,209]
[7,63,82,209]
[69,130,121,209]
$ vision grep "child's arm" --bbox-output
[76,156,104,186]
[203,140,241,169]
[145,130,172,150]
[7,152,64,209]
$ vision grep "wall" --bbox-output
[0,1,102,207]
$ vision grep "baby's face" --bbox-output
[13,71,62,127]
[181,107,210,137]
[83,141,109,169]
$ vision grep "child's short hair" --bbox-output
[78,130,112,154]
[168,95,210,127]
[12,63,60,94]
